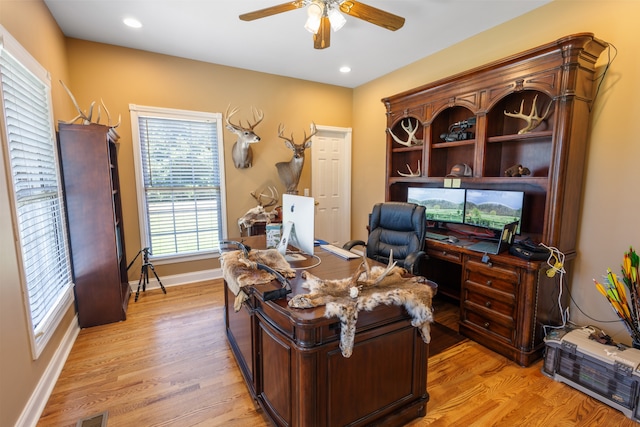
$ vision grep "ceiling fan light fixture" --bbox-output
[304,2,323,34]
[327,6,346,32]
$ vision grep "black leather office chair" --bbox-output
[343,202,427,275]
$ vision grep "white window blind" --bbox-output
[0,27,73,359]
[130,105,226,260]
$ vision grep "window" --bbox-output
[0,27,74,359]
[130,105,227,262]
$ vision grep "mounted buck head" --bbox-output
[225,105,264,169]
[275,122,316,194]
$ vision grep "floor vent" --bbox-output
[76,411,108,427]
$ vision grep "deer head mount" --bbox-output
[275,122,317,194]
[504,94,554,134]
[237,186,279,232]
[387,118,422,147]
[225,105,264,169]
[59,80,121,141]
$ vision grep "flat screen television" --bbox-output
[464,189,524,233]
[278,194,315,259]
[407,187,466,225]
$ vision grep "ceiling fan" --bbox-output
[239,1,405,49]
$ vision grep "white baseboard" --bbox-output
[128,267,223,292]
[19,267,222,427]
[17,315,80,427]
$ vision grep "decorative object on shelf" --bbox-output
[225,105,264,169]
[289,253,436,357]
[504,94,554,134]
[59,80,121,141]
[397,160,421,177]
[238,186,279,233]
[439,117,476,142]
[593,246,639,345]
[275,122,316,194]
[446,163,473,177]
[504,164,531,177]
[239,0,404,50]
[388,118,422,147]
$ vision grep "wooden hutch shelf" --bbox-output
[381,33,609,366]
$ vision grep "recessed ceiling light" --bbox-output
[339,66,351,73]
[123,17,142,29]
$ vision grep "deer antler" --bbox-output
[251,186,279,208]
[397,160,421,177]
[225,105,263,131]
[59,80,93,124]
[388,118,421,147]
[504,94,554,134]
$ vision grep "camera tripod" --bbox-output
[127,247,166,302]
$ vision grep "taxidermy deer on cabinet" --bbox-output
[237,186,279,232]
[225,105,264,169]
[275,122,317,194]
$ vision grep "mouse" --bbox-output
[447,236,459,244]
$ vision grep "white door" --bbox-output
[311,125,352,246]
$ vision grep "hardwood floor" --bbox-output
[38,281,638,427]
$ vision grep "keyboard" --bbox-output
[320,244,361,260]
[426,232,447,241]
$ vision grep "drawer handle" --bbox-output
[442,251,447,256]
[484,322,490,329]
[485,301,492,308]
[486,280,493,286]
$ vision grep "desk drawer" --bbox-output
[464,281,516,319]
[427,247,461,264]
[464,260,519,295]
[462,305,515,343]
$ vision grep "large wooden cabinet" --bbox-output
[381,34,608,366]
[58,123,130,328]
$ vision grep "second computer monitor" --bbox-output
[464,189,524,233]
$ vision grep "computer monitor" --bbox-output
[407,187,466,225]
[278,194,315,258]
[464,189,524,233]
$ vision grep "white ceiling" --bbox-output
[44,0,551,88]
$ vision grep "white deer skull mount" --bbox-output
[238,186,279,233]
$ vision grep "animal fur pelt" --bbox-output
[220,249,295,311]
[288,262,436,358]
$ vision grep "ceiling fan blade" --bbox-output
[239,1,305,21]
[313,16,331,49]
[339,1,405,31]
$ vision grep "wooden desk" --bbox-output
[224,237,429,426]
[424,235,560,367]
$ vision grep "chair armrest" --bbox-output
[404,251,428,276]
[343,240,366,251]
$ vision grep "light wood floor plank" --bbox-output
[38,281,638,426]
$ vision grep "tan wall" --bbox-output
[64,39,353,277]
[353,0,640,344]
[0,1,76,426]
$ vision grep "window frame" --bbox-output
[129,104,228,264]
[0,25,74,359]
